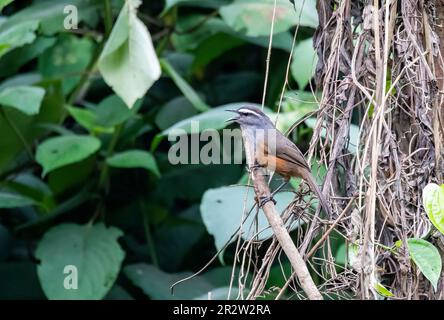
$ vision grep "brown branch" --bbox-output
[250,166,323,300]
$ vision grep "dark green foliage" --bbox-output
[0,0,321,299]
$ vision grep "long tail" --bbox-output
[302,170,332,218]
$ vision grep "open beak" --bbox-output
[225,109,240,123]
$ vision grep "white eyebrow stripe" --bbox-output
[238,108,261,116]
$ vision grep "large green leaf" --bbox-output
[423,183,444,235]
[160,103,265,137]
[220,0,318,37]
[291,37,317,89]
[0,192,35,209]
[0,0,13,12]
[0,85,45,115]
[36,223,125,300]
[0,79,65,173]
[0,0,99,36]
[106,150,160,176]
[0,20,38,58]
[172,16,293,52]
[95,95,136,128]
[155,96,199,130]
[406,238,442,291]
[98,0,161,108]
[0,37,56,77]
[36,135,101,176]
[67,106,112,134]
[200,186,299,251]
[171,14,292,52]
[124,263,221,300]
[38,34,94,94]
[152,103,270,151]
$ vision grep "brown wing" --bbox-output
[276,134,311,171]
[263,131,311,172]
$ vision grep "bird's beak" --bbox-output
[225,109,240,123]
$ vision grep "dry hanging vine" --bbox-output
[232,0,444,300]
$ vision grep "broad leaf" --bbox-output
[200,185,299,252]
[406,238,442,291]
[38,34,94,94]
[0,85,45,115]
[124,263,216,300]
[36,223,125,299]
[0,0,99,36]
[0,80,64,173]
[160,103,265,137]
[0,37,56,77]
[0,20,38,58]
[172,16,293,52]
[220,0,318,37]
[423,183,444,235]
[107,150,160,176]
[36,135,101,176]
[0,192,35,209]
[98,0,161,108]
[67,106,113,134]
[95,95,136,128]
[0,0,13,12]
[291,37,317,89]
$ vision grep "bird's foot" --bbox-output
[247,164,267,175]
[257,195,277,207]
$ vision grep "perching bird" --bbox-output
[227,105,331,217]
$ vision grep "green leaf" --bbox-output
[0,0,14,12]
[160,58,210,112]
[220,0,318,37]
[36,223,125,300]
[152,103,270,151]
[171,16,293,52]
[406,238,442,291]
[36,135,101,176]
[155,96,199,130]
[0,37,56,77]
[0,85,45,115]
[0,192,35,208]
[0,0,99,36]
[160,103,265,137]
[191,33,244,71]
[98,0,161,108]
[0,79,64,173]
[0,20,38,58]
[374,282,394,298]
[291,37,317,89]
[107,150,160,176]
[38,34,94,94]
[200,186,299,252]
[95,95,135,128]
[423,183,444,235]
[124,263,216,300]
[67,106,113,134]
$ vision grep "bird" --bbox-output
[226,105,331,217]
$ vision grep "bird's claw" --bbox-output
[258,195,277,207]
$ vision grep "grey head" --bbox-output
[226,105,274,129]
